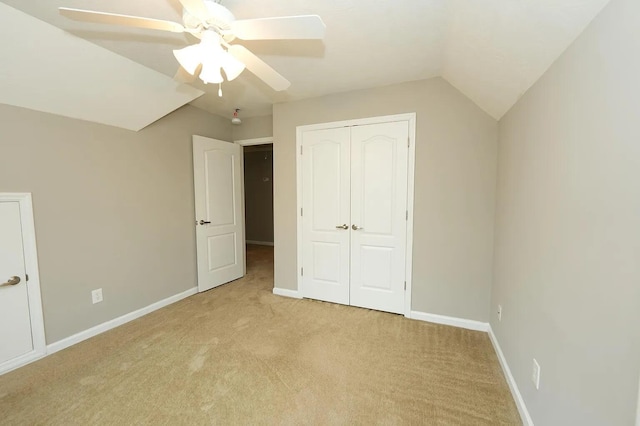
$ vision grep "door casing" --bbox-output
[295,113,417,317]
[0,193,46,375]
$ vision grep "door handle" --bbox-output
[199,220,211,225]
[0,276,21,288]
[335,224,348,230]
[352,224,364,231]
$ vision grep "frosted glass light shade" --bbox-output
[173,31,246,86]
[222,52,245,81]
[199,61,223,84]
[173,44,201,75]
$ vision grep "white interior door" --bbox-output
[193,135,244,292]
[301,127,351,305]
[0,202,34,365]
[349,122,409,314]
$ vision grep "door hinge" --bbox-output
[406,210,408,221]
[301,267,304,276]
[300,145,303,155]
[300,207,303,216]
[26,274,29,282]
[404,281,406,290]
[407,137,410,148]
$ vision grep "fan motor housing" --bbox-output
[183,0,236,41]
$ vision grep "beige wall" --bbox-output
[0,104,231,343]
[231,115,273,141]
[492,0,640,423]
[273,77,498,321]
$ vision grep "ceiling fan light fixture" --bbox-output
[173,44,201,75]
[199,61,224,84]
[221,52,245,81]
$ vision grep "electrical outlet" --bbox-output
[532,358,541,390]
[91,288,103,304]
[498,305,502,321]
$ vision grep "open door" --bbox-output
[193,135,245,292]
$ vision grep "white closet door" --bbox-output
[349,122,409,314]
[0,202,32,364]
[301,127,351,305]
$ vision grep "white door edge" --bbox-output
[295,113,417,316]
[0,192,46,374]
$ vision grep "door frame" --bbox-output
[0,192,46,374]
[295,113,417,317]
[234,137,274,276]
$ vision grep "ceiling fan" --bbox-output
[58,0,326,94]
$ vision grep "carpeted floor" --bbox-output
[0,245,521,425]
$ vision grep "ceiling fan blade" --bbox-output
[230,15,326,40]
[176,0,211,22]
[173,66,197,84]
[59,8,185,33]
[228,45,290,91]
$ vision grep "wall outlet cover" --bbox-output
[532,358,541,390]
[91,288,103,304]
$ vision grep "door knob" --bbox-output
[352,224,364,231]
[0,276,21,288]
[199,220,211,225]
[335,224,348,230]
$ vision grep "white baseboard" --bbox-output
[0,349,47,376]
[246,240,274,246]
[47,287,198,355]
[272,287,302,299]
[488,325,534,426]
[410,310,489,332]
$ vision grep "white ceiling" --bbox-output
[1,0,611,120]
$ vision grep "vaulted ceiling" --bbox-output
[1,0,611,121]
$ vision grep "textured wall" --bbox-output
[0,104,231,343]
[492,0,640,423]
[273,77,498,322]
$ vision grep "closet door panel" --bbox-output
[301,127,351,305]
[350,122,409,314]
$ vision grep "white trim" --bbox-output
[239,147,247,276]
[272,287,302,299]
[410,310,489,332]
[246,240,274,246]
[47,287,197,355]
[296,126,304,304]
[404,114,416,317]
[636,373,640,426]
[488,325,534,426]
[296,113,417,132]
[0,193,47,375]
[295,113,417,316]
[235,136,273,146]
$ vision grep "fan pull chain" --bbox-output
[218,83,222,97]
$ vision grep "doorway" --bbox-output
[237,138,275,274]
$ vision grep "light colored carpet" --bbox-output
[0,245,520,425]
